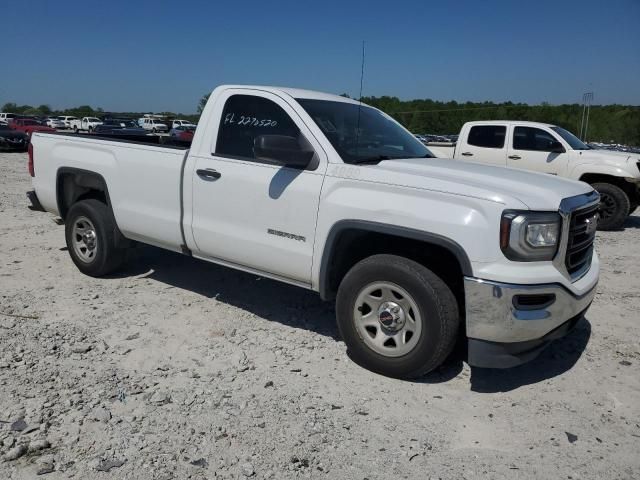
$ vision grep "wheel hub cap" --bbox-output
[71,216,98,263]
[83,231,96,249]
[377,301,405,332]
[353,281,422,358]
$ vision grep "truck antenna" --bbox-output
[355,40,365,158]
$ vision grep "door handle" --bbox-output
[461,152,473,157]
[508,155,522,160]
[196,168,221,180]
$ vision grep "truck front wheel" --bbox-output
[593,182,630,230]
[65,199,126,277]
[336,254,459,379]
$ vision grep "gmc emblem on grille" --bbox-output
[585,215,598,235]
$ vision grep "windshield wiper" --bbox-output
[351,153,434,164]
[408,153,435,158]
[350,155,397,164]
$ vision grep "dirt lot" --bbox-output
[1,151,639,479]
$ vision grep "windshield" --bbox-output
[296,99,433,164]
[551,126,590,150]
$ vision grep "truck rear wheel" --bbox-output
[336,254,459,379]
[65,199,126,277]
[593,182,630,230]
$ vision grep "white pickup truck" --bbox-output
[27,85,600,378]
[427,121,640,230]
[70,117,103,133]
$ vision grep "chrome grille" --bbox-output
[565,203,598,276]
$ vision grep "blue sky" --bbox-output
[2,0,639,113]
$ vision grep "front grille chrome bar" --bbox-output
[553,190,600,282]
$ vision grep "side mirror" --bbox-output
[254,135,315,169]
[550,141,565,153]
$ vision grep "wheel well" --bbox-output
[56,169,110,221]
[580,173,637,201]
[321,227,467,312]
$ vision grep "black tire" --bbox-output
[73,126,78,133]
[336,254,459,379]
[65,199,126,277]
[593,182,630,230]
[629,202,638,215]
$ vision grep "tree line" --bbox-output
[359,96,640,145]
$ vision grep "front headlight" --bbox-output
[500,211,561,261]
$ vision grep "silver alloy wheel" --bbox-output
[353,281,422,357]
[71,216,98,263]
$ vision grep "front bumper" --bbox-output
[464,276,597,368]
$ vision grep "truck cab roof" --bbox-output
[214,85,361,105]
[464,120,556,128]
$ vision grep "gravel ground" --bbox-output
[1,151,639,479]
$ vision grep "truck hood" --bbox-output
[363,157,592,210]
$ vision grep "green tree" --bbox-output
[197,93,211,114]
[38,104,52,115]
[2,102,18,112]
[360,97,640,146]
[63,105,95,117]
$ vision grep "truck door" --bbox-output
[189,90,326,285]
[457,124,508,166]
[507,126,569,175]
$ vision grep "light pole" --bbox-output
[580,92,594,141]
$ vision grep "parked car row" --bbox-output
[138,115,196,133]
[415,133,458,144]
[0,112,200,147]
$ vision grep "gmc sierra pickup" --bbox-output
[27,85,600,378]
[427,121,640,230]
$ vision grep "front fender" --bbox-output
[317,220,473,299]
[569,163,639,181]
[311,176,510,293]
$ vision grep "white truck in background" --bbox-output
[26,85,599,378]
[70,117,103,133]
[427,121,640,230]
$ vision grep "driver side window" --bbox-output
[215,95,300,161]
[513,127,559,152]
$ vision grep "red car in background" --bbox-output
[10,118,57,137]
[168,125,195,144]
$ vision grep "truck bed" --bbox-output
[31,131,190,253]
